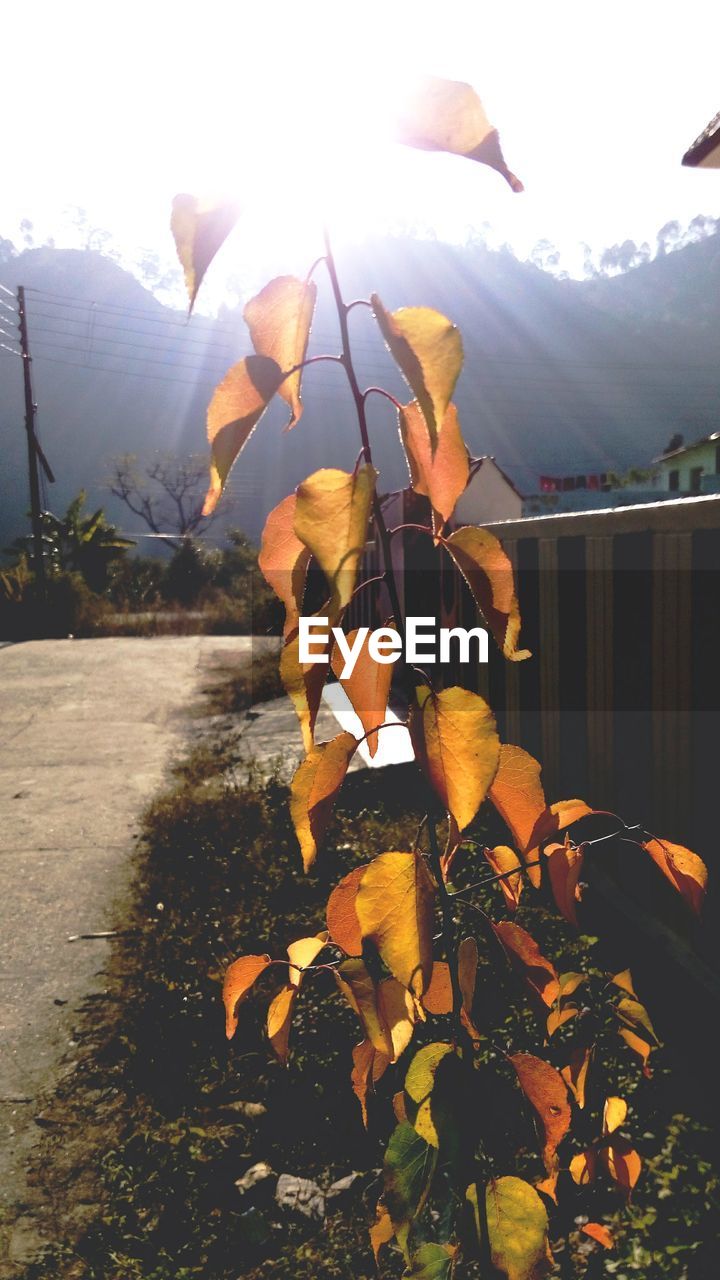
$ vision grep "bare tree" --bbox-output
[109,453,228,548]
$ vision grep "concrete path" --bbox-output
[0,636,265,1264]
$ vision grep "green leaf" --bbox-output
[384,1122,438,1237]
[404,1242,456,1278]
[485,1177,551,1280]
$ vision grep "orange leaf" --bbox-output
[331,624,397,757]
[372,295,463,450]
[357,851,436,997]
[351,1038,389,1127]
[458,936,482,1044]
[510,1053,571,1196]
[410,684,500,832]
[398,400,469,531]
[392,1090,408,1123]
[244,275,317,429]
[642,837,707,916]
[289,731,358,871]
[545,838,585,928]
[267,984,296,1064]
[222,953,271,1040]
[422,961,453,1015]
[326,864,368,956]
[445,526,530,661]
[203,355,283,514]
[610,969,637,998]
[280,623,329,754]
[258,494,311,636]
[582,1223,614,1249]
[494,921,560,1009]
[336,959,415,1061]
[396,76,523,193]
[488,746,546,887]
[484,844,524,911]
[170,193,240,312]
[599,1138,642,1193]
[369,1201,395,1263]
[294,465,377,615]
[561,1045,592,1109]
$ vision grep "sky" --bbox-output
[2,0,719,297]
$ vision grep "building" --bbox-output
[682,111,720,169]
[380,455,523,534]
[653,433,720,496]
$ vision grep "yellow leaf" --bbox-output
[280,624,329,754]
[203,355,283,514]
[372,295,463,451]
[326,864,368,956]
[258,494,310,636]
[289,732,358,871]
[445,525,531,661]
[484,844,524,911]
[356,851,436,997]
[244,275,317,429]
[286,931,328,986]
[422,961,453,1015]
[222,953,271,1040]
[396,76,524,193]
[331,623,397,757]
[561,1045,592,1109]
[294,466,377,614]
[170,193,240,312]
[485,1176,551,1280]
[494,921,559,1010]
[510,1054,571,1198]
[398,400,469,531]
[642,837,708,916]
[569,1149,596,1186]
[336,959,415,1061]
[410,684,500,832]
[267,984,296,1064]
[602,1096,628,1136]
[351,1039,389,1128]
[616,996,660,1075]
[404,1041,456,1148]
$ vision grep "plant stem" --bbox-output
[427,816,467,1048]
[322,230,405,637]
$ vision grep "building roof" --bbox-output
[653,431,720,464]
[380,455,524,504]
[682,111,720,168]
[467,455,524,499]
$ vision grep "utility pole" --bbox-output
[17,285,54,604]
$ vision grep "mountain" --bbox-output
[2,231,719,552]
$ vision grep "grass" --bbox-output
[14,659,720,1280]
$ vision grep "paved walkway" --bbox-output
[0,636,262,1264]
[0,636,413,1267]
